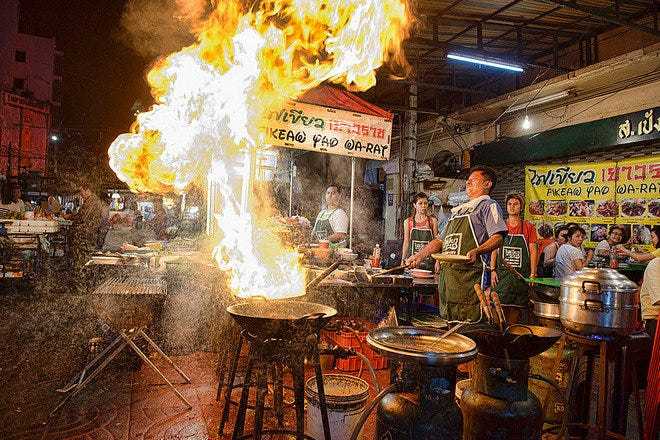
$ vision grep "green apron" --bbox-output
[437,212,484,322]
[408,216,435,271]
[312,208,347,249]
[495,232,531,306]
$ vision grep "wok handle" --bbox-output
[581,280,601,294]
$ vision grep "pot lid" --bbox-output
[561,268,638,292]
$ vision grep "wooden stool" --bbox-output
[558,332,645,440]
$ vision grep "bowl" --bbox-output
[340,252,358,262]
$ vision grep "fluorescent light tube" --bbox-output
[447,53,523,72]
[504,90,571,114]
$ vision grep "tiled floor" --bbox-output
[3,350,385,440]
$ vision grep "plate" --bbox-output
[410,269,434,278]
[432,253,470,263]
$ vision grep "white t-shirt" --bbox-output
[328,208,349,234]
[553,244,586,280]
[640,257,660,320]
[595,240,611,254]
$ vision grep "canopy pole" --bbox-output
[349,157,355,250]
[288,151,294,217]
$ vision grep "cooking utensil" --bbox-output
[432,253,470,263]
[473,284,493,323]
[354,265,405,283]
[530,300,560,319]
[227,299,337,338]
[378,265,407,276]
[366,326,477,366]
[460,324,561,359]
[306,261,342,290]
[491,291,506,332]
[559,267,640,335]
[502,259,526,282]
[439,322,466,340]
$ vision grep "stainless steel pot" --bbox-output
[559,268,640,335]
[530,300,560,319]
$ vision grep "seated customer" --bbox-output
[553,225,593,280]
[594,225,624,256]
[616,225,660,263]
[541,225,569,275]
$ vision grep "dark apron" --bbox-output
[437,212,484,322]
[409,216,435,271]
[495,233,531,306]
[312,208,346,249]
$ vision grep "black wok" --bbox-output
[460,324,561,359]
[227,299,337,339]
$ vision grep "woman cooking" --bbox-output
[402,193,439,272]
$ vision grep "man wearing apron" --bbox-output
[406,167,508,322]
[311,184,349,249]
[491,193,538,311]
[402,193,438,271]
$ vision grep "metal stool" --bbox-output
[560,332,645,440]
[219,330,331,440]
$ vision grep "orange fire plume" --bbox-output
[108,0,412,298]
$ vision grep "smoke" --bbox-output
[118,0,210,58]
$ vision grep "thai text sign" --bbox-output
[525,155,660,247]
[260,100,392,160]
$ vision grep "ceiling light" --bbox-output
[521,115,531,130]
[504,90,571,114]
[447,53,523,72]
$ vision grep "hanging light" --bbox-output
[447,53,523,72]
[521,114,531,130]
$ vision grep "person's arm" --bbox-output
[466,234,504,264]
[490,250,499,287]
[327,210,348,244]
[405,238,443,268]
[543,243,558,267]
[401,218,411,260]
[616,247,655,262]
[467,201,507,264]
[431,217,439,239]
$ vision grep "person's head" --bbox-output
[11,186,21,202]
[538,224,553,239]
[412,192,429,216]
[567,225,586,248]
[607,225,624,245]
[325,184,341,208]
[555,225,569,244]
[466,166,496,199]
[505,193,524,216]
[651,225,660,249]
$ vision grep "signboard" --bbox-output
[525,155,660,248]
[260,100,392,161]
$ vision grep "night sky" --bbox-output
[22,0,152,132]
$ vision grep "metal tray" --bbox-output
[367,326,477,366]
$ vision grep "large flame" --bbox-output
[108,0,412,298]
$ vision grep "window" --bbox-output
[13,78,25,90]
[15,50,26,62]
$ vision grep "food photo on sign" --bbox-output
[525,154,659,250]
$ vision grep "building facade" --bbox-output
[0,0,61,181]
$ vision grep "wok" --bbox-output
[460,324,561,359]
[227,299,337,339]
